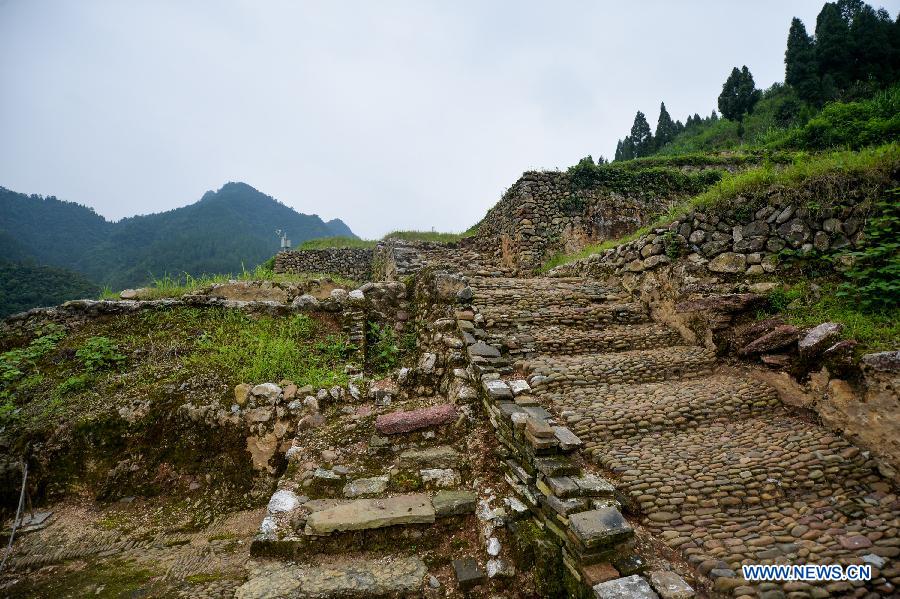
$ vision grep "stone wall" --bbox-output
[471,171,703,271]
[548,191,873,282]
[274,248,373,282]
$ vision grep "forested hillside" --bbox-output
[0,261,99,318]
[0,182,357,313]
[608,0,899,161]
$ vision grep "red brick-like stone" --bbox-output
[375,404,456,435]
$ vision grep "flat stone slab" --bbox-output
[305,493,435,535]
[375,404,456,435]
[343,476,389,498]
[433,490,477,516]
[467,342,500,358]
[569,508,634,550]
[235,556,427,598]
[648,570,695,599]
[574,474,616,497]
[398,446,461,469]
[484,379,513,399]
[594,575,658,599]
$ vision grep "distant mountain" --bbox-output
[0,260,100,318]
[0,182,358,293]
[324,218,355,238]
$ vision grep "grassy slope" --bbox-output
[0,307,351,433]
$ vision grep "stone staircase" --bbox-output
[237,390,487,598]
[467,276,899,598]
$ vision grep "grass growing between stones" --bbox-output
[382,230,476,243]
[1,558,161,598]
[186,311,352,387]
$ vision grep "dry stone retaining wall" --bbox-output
[274,248,373,281]
[549,191,874,282]
[471,169,727,271]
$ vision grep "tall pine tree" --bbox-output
[654,102,678,149]
[630,111,653,158]
[785,17,821,103]
[815,2,851,92]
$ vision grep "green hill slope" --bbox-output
[0,261,100,317]
[0,182,358,292]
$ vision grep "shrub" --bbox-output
[836,189,900,310]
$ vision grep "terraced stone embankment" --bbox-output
[468,276,900,598]
[236,373,534,597]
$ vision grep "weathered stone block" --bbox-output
[569,508,633,550]
[593,575,659,599]
[304,494,435,535]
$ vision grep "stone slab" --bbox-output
[593,575,659,599]
[484,379,513,399]
[343,476,389,498]
[433,490,477,517]
[534,456,579,477]
[235,556,427,598]
[375,404,456,435]
[648,570,695,599]
[452,557,486,590]
[468,342,500,358]
[573,474,616,498]
[569,508,634,550]
[398,446,461,469]
[305,493,435,535]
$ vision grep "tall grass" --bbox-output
[187,311,351,387]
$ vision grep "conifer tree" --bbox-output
[654,102,678,149]
[630,111,653,158]
[815,2,851,90]
[717,66,761,127]
[785,17,820,103]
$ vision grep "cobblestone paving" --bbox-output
[471,276,900,598]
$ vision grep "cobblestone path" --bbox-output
[471,276,899,598]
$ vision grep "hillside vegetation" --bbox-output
[0,182,357,314]
[0,262,100,318]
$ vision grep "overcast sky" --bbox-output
[2,1,897,239]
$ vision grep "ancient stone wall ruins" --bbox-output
[548,188,872,282]
[274,247,373,282]
[471,171,690,270]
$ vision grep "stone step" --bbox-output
[235,555,428,598]
[592,415,878,514]
[479,301,650,329]
[526,346,716,388]
[252,490,477,558]
[547,373,781,440]
[489,322,684,356]
[305,493,435,535]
